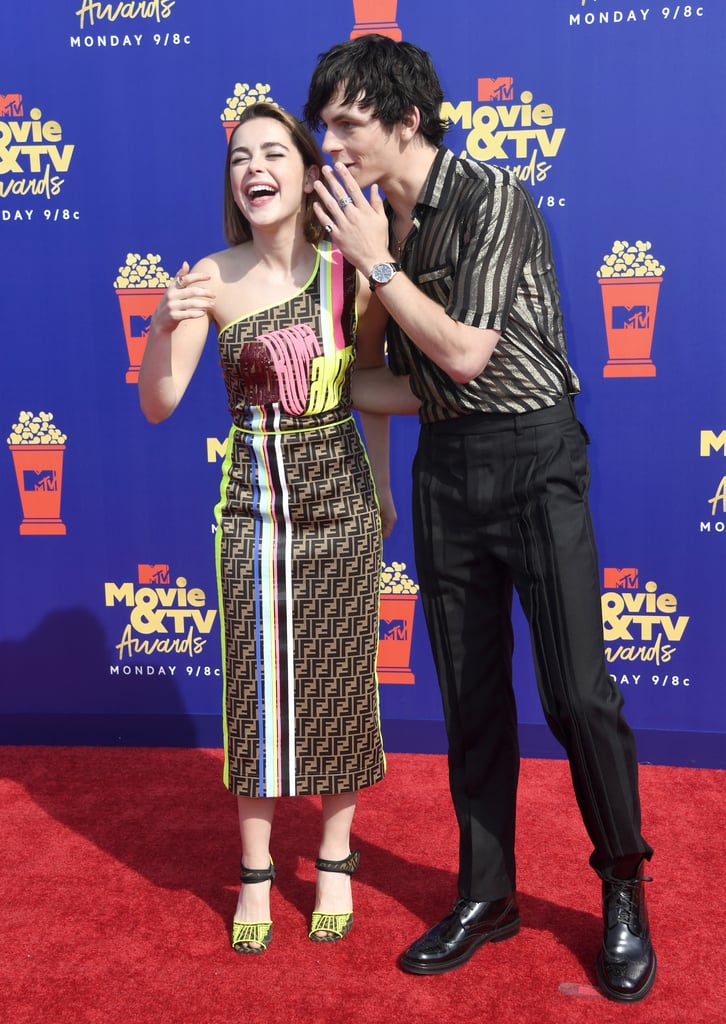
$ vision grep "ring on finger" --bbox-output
[338,195,353,210]
[174,274,184,288]
[324,223,334,234]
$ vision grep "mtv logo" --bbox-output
[380,619,408,642]
[138,563,170,585]
[23,468,57,493]
[129,314,153,338]
[611,305,650,330]
[0,93,23,116]
[603,567,639,590]
[478,77,514,102]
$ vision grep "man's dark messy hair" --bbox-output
[304,34,449,146]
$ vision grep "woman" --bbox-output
[138,103,394,953]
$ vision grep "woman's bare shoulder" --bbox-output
[193,244,253,282]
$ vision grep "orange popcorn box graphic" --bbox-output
[351,0,402,40]
[378,594,417,683]
[9,445,66,535]
[115,287,166,383]
[7,411,67,535]
[597,241,665,379]
[114,253,172,384]
[599,277,662,378]
[8,450,66,540]
[377,562,419,684]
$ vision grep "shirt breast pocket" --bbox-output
[416,264,454,306]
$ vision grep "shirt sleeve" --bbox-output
[447,180,535,332]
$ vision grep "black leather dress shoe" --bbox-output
[596,874,656,1002]
[399,896,520,975]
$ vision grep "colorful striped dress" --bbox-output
[214,243,385,798]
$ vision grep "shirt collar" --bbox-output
[416,145,454,211]
[384,145,452,235]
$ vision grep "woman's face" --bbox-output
[229,117,317,234]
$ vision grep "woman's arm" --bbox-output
[354,278,398,538]
[353,280,421,416]
[358,410,396,538]
[352,366,421,415]
[138,259,216,423]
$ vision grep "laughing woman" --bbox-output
[138,103,398,952]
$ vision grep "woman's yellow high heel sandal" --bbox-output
[309,849,360,943]
[231,860,276,954]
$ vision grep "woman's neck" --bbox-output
[250,224,314,280]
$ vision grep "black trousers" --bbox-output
[412,397,653,901]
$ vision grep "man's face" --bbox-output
[318,88,402,190]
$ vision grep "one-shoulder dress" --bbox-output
[214,243,386,798]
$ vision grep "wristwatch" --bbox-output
[368,262,401,291]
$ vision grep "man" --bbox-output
[304,34,656,1002]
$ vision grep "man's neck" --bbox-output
[381,140,439,223]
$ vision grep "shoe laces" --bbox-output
[608,875,652,926]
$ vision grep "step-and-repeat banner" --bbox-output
[1,1,723,767]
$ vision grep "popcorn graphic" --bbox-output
[7,411,68,535]
[597,240,665,280]
[596,240,665,378]
[114,253,173,384]
[113,252,173,291]
[220,82,275,143]
[378,561,419,684]
[380,560,419,596]
[7,410,67,447]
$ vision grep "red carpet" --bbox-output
[1,748,723,1024]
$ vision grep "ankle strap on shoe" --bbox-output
[240,860,276,885]
[315,849,360,876]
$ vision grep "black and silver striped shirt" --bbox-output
[386,146,580,423]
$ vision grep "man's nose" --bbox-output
[321,129,341,155]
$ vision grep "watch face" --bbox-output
[372,263,394,283]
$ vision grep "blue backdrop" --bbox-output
[1,0,724,768]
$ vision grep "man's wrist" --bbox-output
[368,261,402,292]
